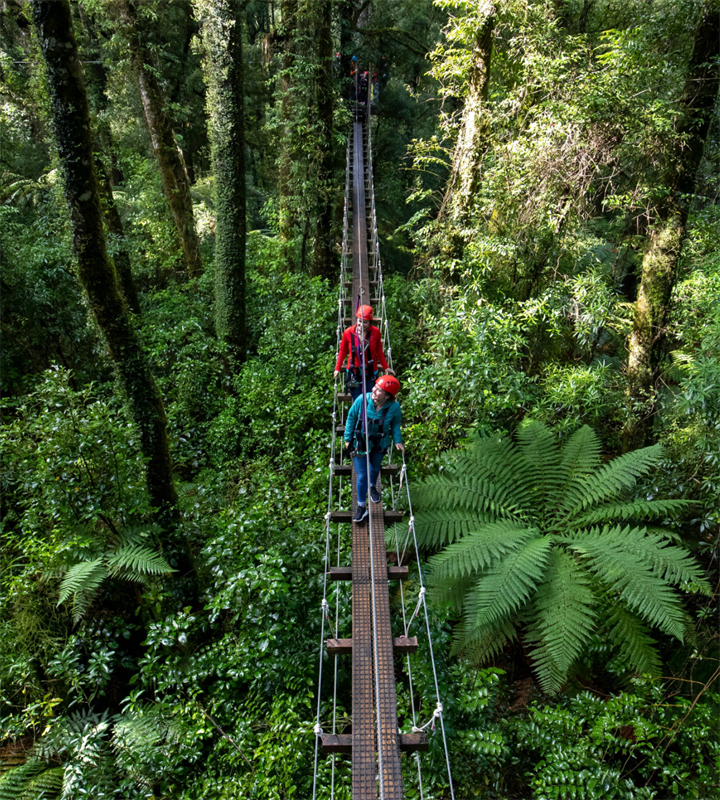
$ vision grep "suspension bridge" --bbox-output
[311,89,455,800]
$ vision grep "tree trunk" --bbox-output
[313,0,335,279]
[96,162,141,314]
[30,0,179,526]
[440,12,494,222]
[197,0,247,358]
[77,9,141,313]
[624,0,720,448]
[116,0,203,279]
[278,0,297,265]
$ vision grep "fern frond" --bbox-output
[0,763,44,800]
[21,766,64,799]
[58,559,107,605]
[557,444,663,518]
[459,434,542,512]
[526,549,596,694]
[452,615,519,664]
[428,522,536,583]
[612,527,710,591]
[411,508,494,549]
[413,473,526,522]
[557,425,602,485]
[429,574,476,612]
[464,535,553,630]
[106,544,173,577]
[516,420,564,508]
[605,604,662,676]
[570,499,692,528]
[563,526,687,640]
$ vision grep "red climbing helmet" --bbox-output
[375,375,400,396]
[356,305,374,321]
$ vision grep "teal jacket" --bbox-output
[344,393,402,453]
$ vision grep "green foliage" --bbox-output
[418,420,708,691]
[57,527,173,622]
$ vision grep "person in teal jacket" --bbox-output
[344,375,404,522]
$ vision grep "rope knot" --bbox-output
[434,702,443,717]
[313,723,323,737]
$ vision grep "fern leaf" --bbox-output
[515,420,564,509]
[613,527,710,591]
[107,544,173,577]
[460,434,542,512]
[21,766,64,799]
[0,762,47,800]
[451,615,519,664]
[605,604,662,676]
[570,499,692,528]
[413,473,527,522]
[464,535,553,630]
[58,559,107,605]
[428,522,537,583]
[411,508,495,549]
[557,444,663,518]
[526,549,596,693]
[563,526,687,640]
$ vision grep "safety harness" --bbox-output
[352,400,392,454]
[346,328,376,387]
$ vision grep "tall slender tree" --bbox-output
[30,0,179,526]
[624,0,720,447]
[115,0,203,278]
[80,15,141,313]
[278,0,298,264]
[313,0,335,279]
[196,0,247,357]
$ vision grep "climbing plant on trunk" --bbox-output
[196,0,247,358]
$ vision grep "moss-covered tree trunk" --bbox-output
[440,12,494,222]
[30,0,178,525]
[116,0,203,279]
[312,0,335,279]
[197,0,247,357]
[80,14,141,313]
[278,0,297,265]
[624,0,720,448]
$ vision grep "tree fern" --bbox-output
[414,419,707,692]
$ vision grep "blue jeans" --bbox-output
[347,373,377,402]
[354,448,384,505]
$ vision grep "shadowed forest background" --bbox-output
[1,0,719,797]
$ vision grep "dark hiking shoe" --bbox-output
[353,505,369,523]
[370,486,381,505]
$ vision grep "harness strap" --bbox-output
[348,329,375,375]
[354,401,392,450]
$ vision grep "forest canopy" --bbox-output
[1,0,719,797]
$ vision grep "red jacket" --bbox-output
[335,324,389,373]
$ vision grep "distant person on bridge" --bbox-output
[344,375,404,523]
[335,305,394,401]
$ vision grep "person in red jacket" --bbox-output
[334,305,394,401]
